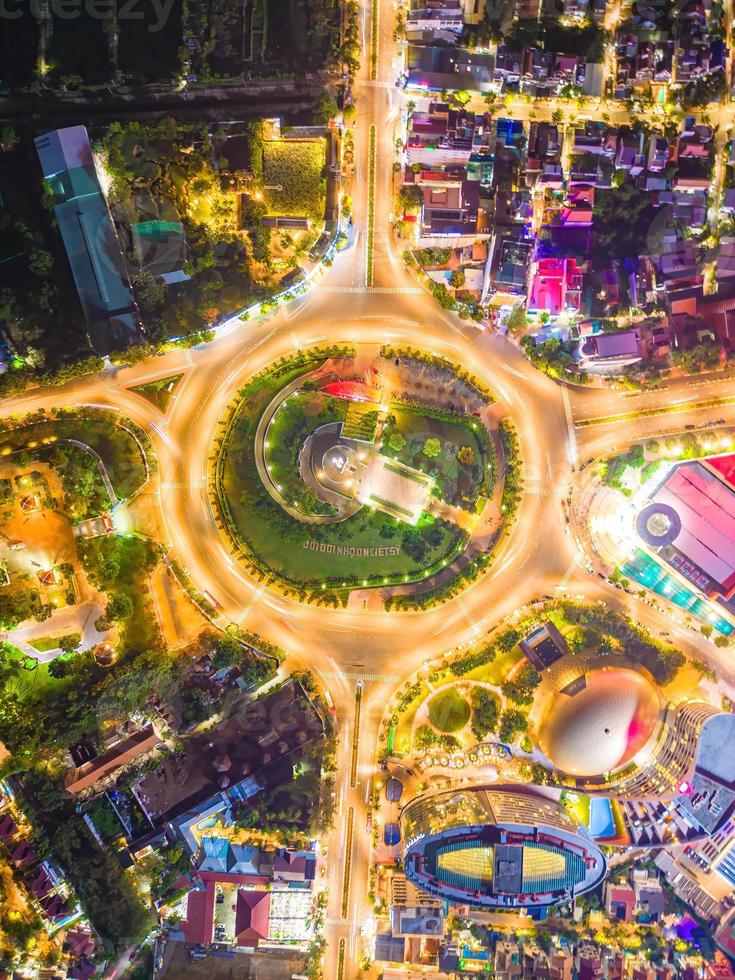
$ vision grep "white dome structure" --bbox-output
[539,668,661,778]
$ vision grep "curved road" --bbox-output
[3,0,735,974]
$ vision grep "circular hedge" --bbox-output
[428,687,470,733]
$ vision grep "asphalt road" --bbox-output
[4,3,735,976]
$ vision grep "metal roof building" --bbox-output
[637,455,735,600]
[34,126,144,355]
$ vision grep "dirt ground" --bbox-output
[0,461,103,615]
[161,941,305,979]
[149,563,208,650]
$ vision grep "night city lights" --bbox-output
[1,0,735,977]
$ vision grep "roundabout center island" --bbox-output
[212,344,515,608]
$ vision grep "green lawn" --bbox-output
[428,687,470,733]
[129,374,183,413]
[0,642,72,702]
[382,408,491,509]
[30,633,80,653]
[265,391,348,512]
[262,140,326,222]
[78,536,159,658]
[447,646,522,687]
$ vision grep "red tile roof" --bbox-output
[182,887,215,945]
[235,889,270,947]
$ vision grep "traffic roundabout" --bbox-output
[210,340,520,610]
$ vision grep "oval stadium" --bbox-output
[401,786,607,911]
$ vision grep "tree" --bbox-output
[450,269,465,288]
[457,446,475,465]
[58,635,80,655]
[388,432,406,452]
[107,593,134,622]
[48,656,74,679]
[131,270,166,312]
[470,688,500,740]
[0,126,18,152]
[423,438,441,458]
[314,92,339,124]
[28,248,53,277]
[501,663,541,705]
[397,184,423,213]
[413,724,437,750]
[498,707,528,744]
[430,282,455,310]
[506,306,528,334]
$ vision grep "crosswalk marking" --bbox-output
[160,481,205,491]
[318,670,401,682]
[325,918,361,930]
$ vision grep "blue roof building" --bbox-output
[34,126,144,355]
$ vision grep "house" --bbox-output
[406,45,494,92]
[716,238,735,281]
[131,220,189,285]
[181,886,216,944]
[647,137,670,173]
[34,126,144,356]
[525,123,561,188]
[376,933,407,963]
[632,871,665,920]
[616,133,646,175]
[577,327,644,367]
[672,132,712,191]
[549,951,574,980]
[391,906,444,936]
[494,941,521,980]
[491,236,532,294]
[706,954,735,980]
[273,848,316,883]
[519,621,568,671]
[414,168,485,242]
[235,889,270,948]
[561,185,595,226]
[698,291,735,352]
[406,0,464,41]
[406,104,491,166]
[572,121,615,156]
[64,725,161,795]
[604,880,636,921]
[528,257,584,315]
